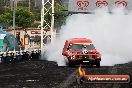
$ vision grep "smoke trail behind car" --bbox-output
[44,8,132,66]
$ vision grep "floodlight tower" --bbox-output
[41,0,55,49]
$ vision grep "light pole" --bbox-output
[29,0,31,11]
[13,0,16,51]
[40,0,55,49]
[10,0,13,10]
[41,0,44,49]
[50,0,55,44]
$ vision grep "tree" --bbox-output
[17,0,40,20]
[0,1,67,29]
[0,6,35,28]
[15,6,35,28]
[54,3,67,29]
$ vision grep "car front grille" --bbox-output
[77,55,93,60]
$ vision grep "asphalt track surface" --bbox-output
[0,60,131,88]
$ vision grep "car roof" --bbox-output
[67,38,92,44]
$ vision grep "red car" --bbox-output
[62,38,101,67]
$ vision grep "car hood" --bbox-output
[88,50,100,54]
[68,50,82,54]
[68,50,100,55]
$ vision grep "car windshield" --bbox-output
[68,44,95,50]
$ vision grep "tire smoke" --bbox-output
[44,8,132,66]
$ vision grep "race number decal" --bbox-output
[76,0,89,10]
[96,0,108,7]
[115,1,127,7]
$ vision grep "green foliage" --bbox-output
[0,6,35,28]
[0,12,12,23]
[31,23,39,28]
[0,1,5,7]
[0,1,67,29]
[54,3,67,29]
[17,0,40,20]
[15,7,35,28]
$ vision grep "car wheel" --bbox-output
[68,61,75,67]
[96,61,100,68]
[63,57,69,66]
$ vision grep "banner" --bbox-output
[68,0,131,13]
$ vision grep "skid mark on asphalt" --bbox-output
[55,71,77,88]
[105,66,120,88]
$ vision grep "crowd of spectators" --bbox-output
[0,50,41,63]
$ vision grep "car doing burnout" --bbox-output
[62,38,101,67]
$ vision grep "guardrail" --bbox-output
[0,49,41,63]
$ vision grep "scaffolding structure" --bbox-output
[41,0,55,49]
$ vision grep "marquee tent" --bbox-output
[0,29,8,51]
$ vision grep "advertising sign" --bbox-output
[68,0,131,13]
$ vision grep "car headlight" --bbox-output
[70,55,75,60]
[97,56,101,59]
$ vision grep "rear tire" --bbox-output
[64,57,69,66]
[96,61,100,68]
[69,61,74,67]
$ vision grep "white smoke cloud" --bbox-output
[44,8,132,66]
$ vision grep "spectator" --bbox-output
[22,51,26,61]
[16,52,22,62]
[29,36,35,45]
[2,52,7,63]
[13,52,17,62]
[34,35,41,45]
[30,50,36,61]
[25,51,30,61]
[10,52,14,62]
[20,38,25,50]
[0,53,3,63]
[34,50,39,60]
[5,52,12,63]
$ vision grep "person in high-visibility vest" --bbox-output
[20,38,25,50]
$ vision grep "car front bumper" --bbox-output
[69,58,100,65]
